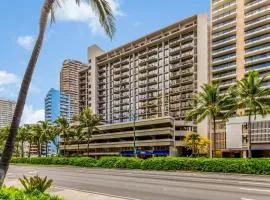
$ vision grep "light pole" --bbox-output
[132,113,136,157]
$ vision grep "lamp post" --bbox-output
[132,113,137,157]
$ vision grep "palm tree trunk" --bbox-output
[0,0,53,187]
[21,141,24,158]
[28,141,32,158]
[45,142,48,157]
[212,117,216,158]
[38,140,41,157]
[64,137,66,156]
[248,114,252,158]
[77,140,80,155]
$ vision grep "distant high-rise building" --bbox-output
[0,98,16,128]
[210,0,270,153]
[60,59,88,119]
[45,88,71,154]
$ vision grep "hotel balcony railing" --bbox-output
[170,97,180,103]
[148,70,158,78]
[245,5,270,19]
[170,80,181,87]
[170,47,181,55]
[181,52,193,59]
[148,63,158,71]
[113,61,121,68]
[212,62,236,72]
[245,53,270,65]
[245,0,266,8]
[213,19,236,32]
[181,86,194,92]
[120,86,129,92]
[148,78,158,85]
[121,58,130,65]
[212,36,236,48]
[245,24,270,39]
[170,63,181,71]
[170,88,180,94]
[181,35,194,42]
[212,54,236,65]
[245,43,270,55]
[181,43,194,51]
[212,27,236,39]
[245,14,270,28]
[169,40,180,48]
[181,68,194,76]
[181,77,194,84]
[245,33,270,47]
[213,10,236,23]
[212,45,236,56]
[219,79,235,88]
[170,72,181,80]
[181,61,194,68]
[138,74,148,80]
[180,93,192,100]
[212,71,236,80]
[213,0,236,14]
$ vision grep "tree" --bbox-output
[183,132,211,157]
[32,124,43,157]
[73,126,85,155]
[25,125,35,158]
[233,71,270,158]
[16,127,28,157]
[39,121,54,157]
[0,0,115,186]
[55,116,70,156]
[186,83,229,157]
[49,126,60,156]
[74,107,101,156]
[0,126,9,156]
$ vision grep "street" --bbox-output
[5,165,270,200]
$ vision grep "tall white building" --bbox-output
[0,98,16,128]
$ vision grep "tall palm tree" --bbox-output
[39,121,54,157]
[55,116,70,156]
[74,107,101,156]
[49,126,60,156]
[0,0,115,186]
[24,124,35,158]
[32,124,43,157]
[186,83,229,157]
[73,126,84,155]
[17,126,28,157]
[233,71,270,158]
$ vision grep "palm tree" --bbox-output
[73,126,85,155]
[17,126,28,157]
[55,116,70,156]
[25,125,35,158]
[32,124,43,157]
[186,83,229,157]
[49,126,60,156]
[39,121,54,157]
[74,107,101,156]
[0,0,115,186]
[233,71,270,158]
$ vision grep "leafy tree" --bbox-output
[232,71,270,158]
[16,127,28,157]
[74,107,101,156]
[0,0,115,186]
[186,83,228,157]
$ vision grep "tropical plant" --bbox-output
[0,126,9,155]
[183,132,200,157]
[17,126,28,157]
[186,82,229,157]
[232,71,270,158]
[55,116,70,156]
[73,126,85,155]
[19,175,53,193]
[39,121,54,157]
[74,107,101,156]
[49,126,61,156]
[32,124,44,157]
[25,125,36,158]
[0,0,115,187]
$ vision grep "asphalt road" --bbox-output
[6,165,270,200]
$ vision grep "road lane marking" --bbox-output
[241,198,256,200]
[240,188,270,193]
[53,185,141,200]
[238,181,270,186]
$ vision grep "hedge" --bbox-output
[11,157,270,175]
[0,186,63,200]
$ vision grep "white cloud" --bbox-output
[0,71,19,86]
[55,0,123,35]
[17,35,34,50]
[21,105,44,125]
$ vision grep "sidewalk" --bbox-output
[4,179,131,200]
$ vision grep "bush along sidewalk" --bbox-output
[0,186,63,200]
[11,157,270,175]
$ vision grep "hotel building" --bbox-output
[60,59,88,119]
[61,14,210,157]
[0,98,16,128]
[211,0,270,154]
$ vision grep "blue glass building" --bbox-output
[45,88,71,154]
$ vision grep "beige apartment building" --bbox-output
[60,59,88,118]
[62,14,210,156]
[211,0,270,154]
[0,98,16,128]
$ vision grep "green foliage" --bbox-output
[19,175,53,193]
[0,186,62,200]
[11,156,270,175]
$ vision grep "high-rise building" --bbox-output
[0,98,16,128]
[95,13,209,132]
[79,45,104,113]
[45,88,71,154]
[60,59,88,118]
[211,0,270,153]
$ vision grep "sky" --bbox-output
[0,0,209,124]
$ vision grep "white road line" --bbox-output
[53,185,141,200]
[241,198,256,200]
[240,187,270,193]
[238,181,270,186]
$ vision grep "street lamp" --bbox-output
[132,113,137,157]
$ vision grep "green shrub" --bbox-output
[11,156,270,175]
[0,186,62,200]
[19,175,53,193]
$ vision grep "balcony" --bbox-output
[245,5,270,21]
[181,76,194,84]
[212,27,236,40]
[245,52,270,66]
[169,47,181,56]
[138,73,147,80]
[170,40,180,48]
[245,24,270,39]
[148,78,158,85]
[245,43,270,57]
[213,9,236,24]
[170,63,181,71]
[181,85,194,93]
[170,80,181,87]
[139,80,147,87]
[212,19,236,33]
[212,44,236,57]
[170,97,180,103]
[245,33,270,48]
[170,72,181,80]
[181,52,193,59]
[181,68,194,76]
[213,0,236,16]
[212,35,236,48]
[181,43,194,51]
[245,0,268,11]
[212,71,236,81]
[181,35,194,43]
[212,54,236,65]
[212,62,236,73]
[245,14,270,30]
[181,61,194,69]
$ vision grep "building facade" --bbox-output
[225,114,270,157]
[0,98,16,128]
[60,59,88,119]
[94,13,209,135]
[210,0,270,153]
[45,88,71,154]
